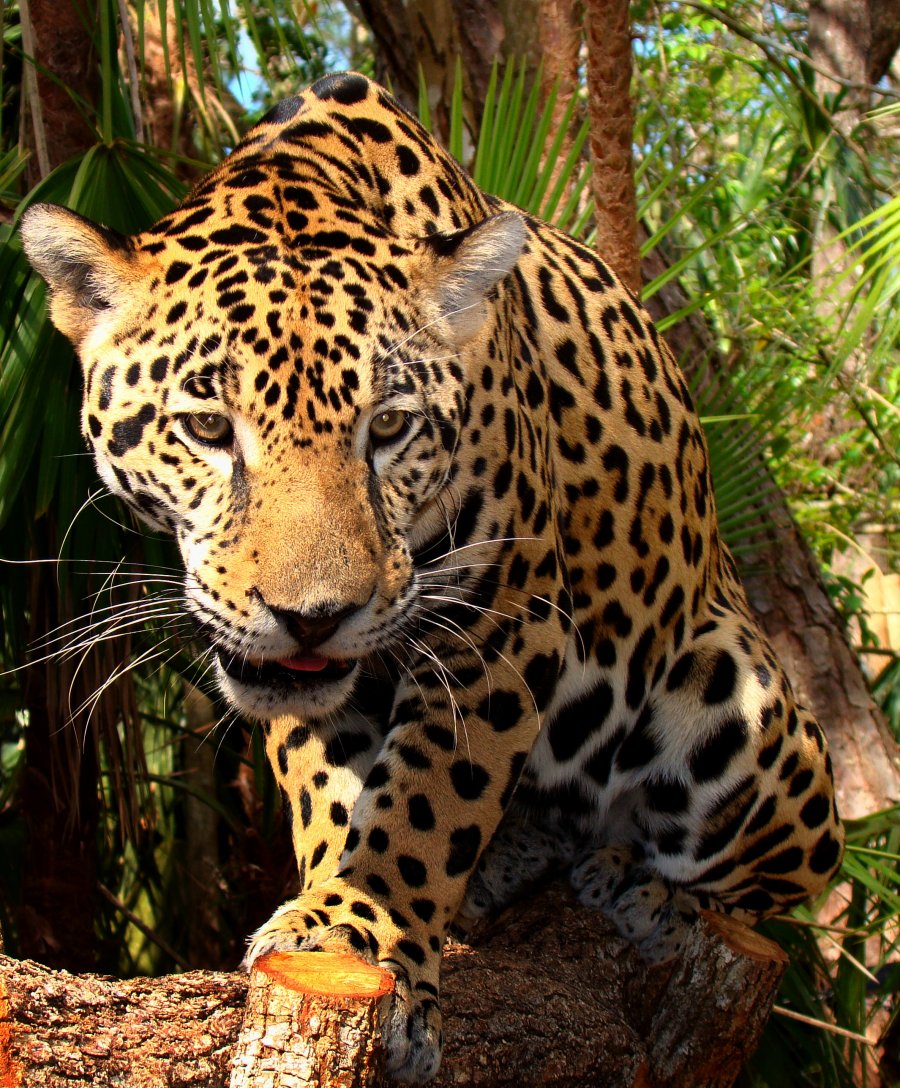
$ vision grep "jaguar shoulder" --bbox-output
[22,71,842,1084]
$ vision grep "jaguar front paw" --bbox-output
[379,969,443,1084]
[243,895,376,966]
[244,885,444,1083]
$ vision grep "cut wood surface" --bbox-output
[230,951,393,1088]
[0,885,788,1088]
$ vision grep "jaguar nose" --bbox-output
[268,602,357,648]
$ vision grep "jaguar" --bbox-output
[22,71,842,1083]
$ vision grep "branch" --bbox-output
[682,0,900,100]
[680,0,894,195]
[0,885,788,1088]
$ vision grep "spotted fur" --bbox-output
[22,72,842,1083]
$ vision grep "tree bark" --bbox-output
[20,0,98,184]
[808,0,877,328]
[805,0,900,736]
[809,0,900,115]
[436,893,788,1088]
[583,0,642,293]
[868,0,900,84]
[356,0,542,153]
[0,953,248,1087]
[739,494,900,819]
[0,885,787,1088]
[539,0,582,108]
[806,3,900,323]
[538,0,585,210]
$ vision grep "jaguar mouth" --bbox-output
[217,650,358,688]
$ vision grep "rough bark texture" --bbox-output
[809,0,900,110]
[356,0,542,152]
[538,0,585,207]
[21,0,98,184]
[809,0,872,120]
[0,885,787,1088]
[808,0,875,324]
[583,0,642,293]
[868,0,900,84]
[796,0,900,768]
[434,892,788,1088]
[141,3,191,156]
[539,0,582,103]
[807,0,900,452]
[0,954,248,1087]
[739,500,900,819]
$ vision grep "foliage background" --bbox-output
[0,1,898,1084]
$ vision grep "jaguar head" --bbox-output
[22,199,525,719]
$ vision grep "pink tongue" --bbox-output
[277,655,330,672]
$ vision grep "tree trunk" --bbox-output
[0,952,248,1087]
[805,0,900,731]
[740,497,900,818]
[20,0,98,184]
[17,565,99,973]
[438,892,788,1088]
[809,0,900,113]
[356,0,542,153]
[0,885,787,1088]
[808,0,875,337]
[583,0,642,292]
[807,1,900,349]
[537,0,586,214]
[539,0,582,110]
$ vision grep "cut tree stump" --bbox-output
[229,951,394,1088]
[0,885,789,1088]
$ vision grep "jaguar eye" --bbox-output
[369,409,410,446]
[183,412,233,447]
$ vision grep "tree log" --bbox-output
[230,952,393,1087]
[0,958,248,1087]
[0,885,787,1088]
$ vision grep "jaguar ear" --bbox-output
[20,203,137,347]
[425,211,526,342]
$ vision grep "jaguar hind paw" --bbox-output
[571,846,698,964]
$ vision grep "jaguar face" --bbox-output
[22,201,526,719]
